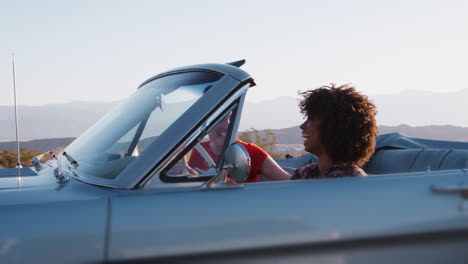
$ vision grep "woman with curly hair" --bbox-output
[291,84,378,179]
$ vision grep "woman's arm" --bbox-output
[260,156,292,181]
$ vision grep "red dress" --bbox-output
[188,140,268,183]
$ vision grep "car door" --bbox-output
[107,169,468,263]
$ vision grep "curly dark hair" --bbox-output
[299,84,378,166]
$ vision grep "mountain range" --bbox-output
[0,101,118,141]
[0,89,467,141]
[2,124,467,153]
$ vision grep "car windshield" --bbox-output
[62,71,221,180]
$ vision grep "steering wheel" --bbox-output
[177,143,217,176]
[194,143,216,168]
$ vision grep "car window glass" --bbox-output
[63,71,221,180]
[161,111,233,182]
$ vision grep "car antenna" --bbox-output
[12,53,22,169]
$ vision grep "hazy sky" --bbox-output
[1,0,467,106]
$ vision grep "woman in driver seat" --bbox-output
[188,114,290,182]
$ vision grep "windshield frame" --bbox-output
[59,67,253,189]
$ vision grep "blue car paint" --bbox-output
[0,167,111,263]
[107,170,468,261]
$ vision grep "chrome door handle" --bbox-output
[431,184,468,199]
[431,185,468,193]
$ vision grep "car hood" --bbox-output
[0,166,113,208]
[0,167,59,191]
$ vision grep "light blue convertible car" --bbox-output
[1,61,468,263]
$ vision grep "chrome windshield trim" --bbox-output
[114,76,242,188]
[68,78,249,189]
[138,63,252,88]
[60,63,254,189]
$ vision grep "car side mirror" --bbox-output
[224,142,251,182]
[201,142,251,190]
